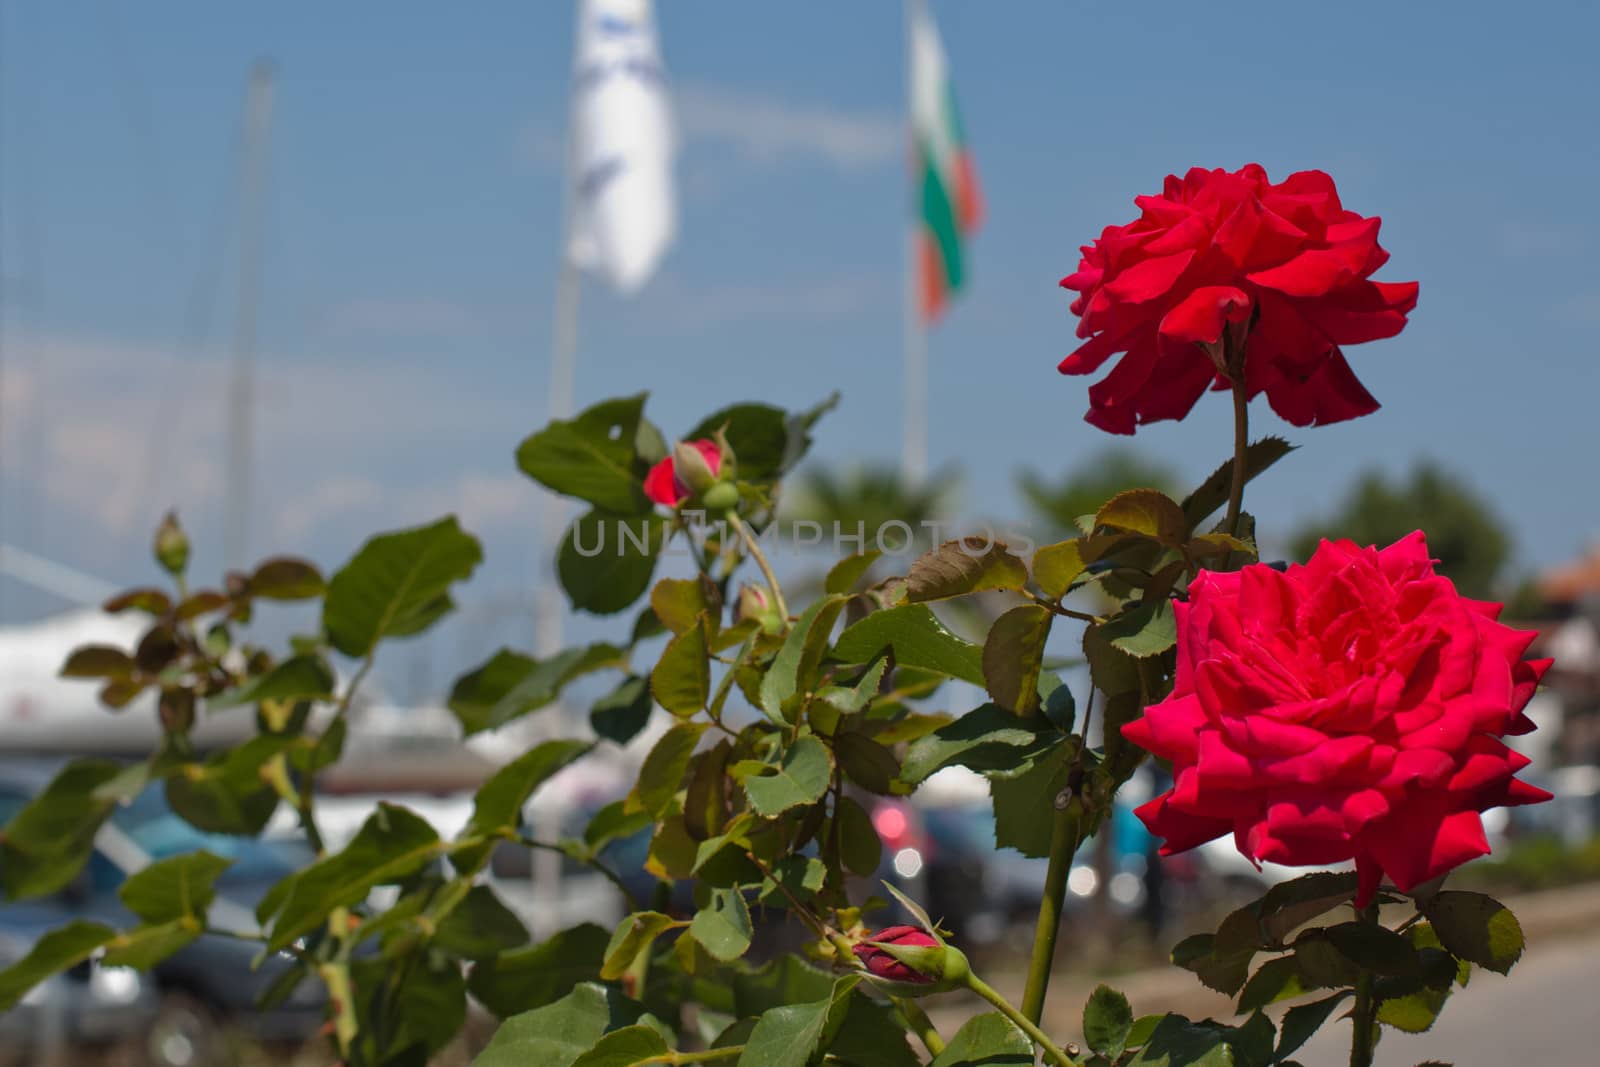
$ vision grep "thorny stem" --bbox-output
[891,996,947,1057]
[726,511,788,623]
[967,973,1076,1067]
[1348,900,1381,1067]
[1021,808,1083,1025]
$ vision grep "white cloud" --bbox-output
[674,84,899,171]
[517,82,899,175]
[0,328,534,550]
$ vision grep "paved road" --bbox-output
[1296,929,1600,1066]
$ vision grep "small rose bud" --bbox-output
[735,583,783,632]
[672,439,722,493]
[700,480,740,512]
[154,511,190,577]
[852,925,969,992]
[643,438,724,508]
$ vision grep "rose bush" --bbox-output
[0,165,1548,1067]
[1124,531,1552,904]
[1058,163,1419,434]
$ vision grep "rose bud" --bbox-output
[735,584,781,632]
[643,438,723,508]
[852,925,970,992]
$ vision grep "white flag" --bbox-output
[566,0,676,293]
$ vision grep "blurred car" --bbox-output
[0,758,326,1066]
[0,929,156,1064]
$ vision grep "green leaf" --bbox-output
[102,587,173,616]
[164,735,288,836]
[737,975,858,1067]
[1255,871,1358,945]
[0,759,123,899]
[901,703,1051,784]
[457,739,593,868]
[1325,921,1422,977]
[758,856,827,906]
[1376,983,1450,1034]
[323,516,483,657]
[473,981,665,1067]
[1173,906,1266,996]
[686,394,837,482]
[1127,1015,1163,1049]
[1084,983,1134,1059]
[1181,436,1294,530]
[451,643,624,736]
[650,577,720,636]
[930,1012,1033,1066]
[906,538,1029,602]
[1032,539,1088,600]
[827,992,920,1067]
[248,556,326,600]
[119,851,232,924]
[1124,1015,1235,1066]
[690,888,753,962]
[584,801,654,853]
[559,510,667,615]
[982,604,1052,717]
[990,741,1076,858]
[1276,991,1350,1060]
[834,732,903,795]
[1096,489,1189,545]
[601,912,681,981]
[264,803,443,951]
[833,605,986,686]
[467,923,609,1020]
[516,394,652,514]
[60,644,138,679]
[1225,1011,1275,1066]
[208,654,335,710]
[759,596,846,723]
[835,795,882,875]
[571,1024,672,1067]
[432,883,530,959]
[741,737,832,817]
[1097,598,1177,658]
[1421,891,1523,974]
[825,550,882,595]
[1293,932,1362,988]
[590,675,655,745]
[101,919,202,970]
[1236,954,1309,1013]
[0,920,116,1011]
[652,616,711,716]
[628,722,707,818]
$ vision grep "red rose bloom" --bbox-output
[1123,532,1551,904]
[853,925,939,984]
[643,439,722,508]
[1059,164,1418,434]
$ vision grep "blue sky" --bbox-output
[2,2,1598,692]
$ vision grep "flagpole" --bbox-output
[224,60,275,571]
[535,9,586,663]
[902,0,928,486]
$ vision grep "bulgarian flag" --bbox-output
[910,1,983,323]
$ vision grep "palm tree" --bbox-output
[1017,448,1179,540]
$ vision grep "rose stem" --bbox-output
[890,996,947,1057]
[1224,373,1249,538]
[1348,900,1381,1067]
[727,511,789,623]
[1020,689,1094,1024]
